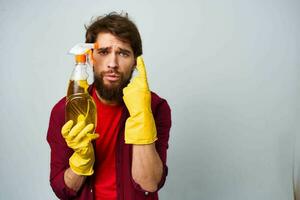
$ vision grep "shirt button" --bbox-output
[90,189,93,193]
[145,192,149,195]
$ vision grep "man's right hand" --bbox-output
[61,115,99,176]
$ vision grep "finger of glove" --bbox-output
[136,56,147,79]
[61,120,74,138]
[68,121,85,139]
[77,114,85,123]
[122,57,150,97]
[74,124,94,143]
[87,133,99,141]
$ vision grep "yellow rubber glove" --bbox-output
[123,56,157,144]
[61,115,99,176]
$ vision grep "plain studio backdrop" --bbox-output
[0,0,299,199]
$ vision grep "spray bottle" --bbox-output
[66,43,97,132]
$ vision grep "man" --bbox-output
[47,12,171,200]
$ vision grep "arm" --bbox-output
[47,101,97,199]
[132,144,163,192]
[64,168,87,192]
[123,57,171,192]
[47,102,80,199]
[131,99,171,192]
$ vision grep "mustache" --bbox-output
[102,69,121,76]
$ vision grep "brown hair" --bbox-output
[85,12,142,57]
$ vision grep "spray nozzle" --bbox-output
[69,43,95,64]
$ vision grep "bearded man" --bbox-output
[47,12,171,200]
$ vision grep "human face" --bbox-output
[92,32,136,103]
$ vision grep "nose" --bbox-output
[107,53,118,69]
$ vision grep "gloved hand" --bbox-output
[61,115,99,176]
[123,56,157,144]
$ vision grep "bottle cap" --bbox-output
[75,54,86,63]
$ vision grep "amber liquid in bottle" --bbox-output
[65,75,97,133]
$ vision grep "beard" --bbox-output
[94,69,132,103]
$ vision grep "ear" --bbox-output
[132,59,137,71]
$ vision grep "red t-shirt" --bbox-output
[92,89,123,200]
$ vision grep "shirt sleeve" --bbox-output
[46,100,79,199]
[153,99,171,191]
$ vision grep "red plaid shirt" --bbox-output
[46,85,171,200]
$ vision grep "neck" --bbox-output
[95,90,120,106]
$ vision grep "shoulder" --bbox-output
[150,91,171,116]
[51,97,66,114]
[49,97,66,125]
[47,97,67,144]
[150,92,172,138]
[150,91,167,107]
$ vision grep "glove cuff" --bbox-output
[124,111,157,144]
[69,150,95,176]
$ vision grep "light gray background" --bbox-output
[0,0,299,199]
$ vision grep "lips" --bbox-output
[104,73,120,82]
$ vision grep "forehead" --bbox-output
[96,32,133,51]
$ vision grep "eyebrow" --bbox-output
[97,47,109,52]
[97,46,132,54]
[118,47,132,55]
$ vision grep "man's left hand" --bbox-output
[122,56,157,144]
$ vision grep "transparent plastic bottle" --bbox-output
[65,54,97,133]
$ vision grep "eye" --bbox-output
[97,50,108,55]
[119,51,129,57]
